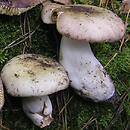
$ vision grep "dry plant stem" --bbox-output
[80,116,96,130]
[62,94,68,130]
[2,26,39,52]
[105,0,111,7]
[105,9,129,67]
[27,14,32,49]
[59,96,73,115]
[23,13,28,53]
[95,118,99,130]
[23,15,32,53]
[104,53,118,68]
[99,0,103,6]
[119,9,130,51]
[99,0,111,7]
[58,92,67,130]
[118,87,130,102]
[56,95,61,118]
[105,92,128,130]
[2,32,28,51]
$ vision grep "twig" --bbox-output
[99,0,103,7]
[22,13,28,53]
[104,5,129,68]
[95,118,99,130]
[2,33,29,51]
[59,96,73,115]
[27,14,32,49]
[80,116,96,130]
[105,0,110,7]
[119,9,130,51]
[104,52,118,68]
[105,91,128,130]
[99,0,112,7]
[2,26,39,52]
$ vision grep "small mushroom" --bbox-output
[41,0,73,23]
[41,2,64,24]
[0,0,45,15]
[1,54,69,128]
[0,77,4,110]
[41,4,125,102]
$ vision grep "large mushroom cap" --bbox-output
[0,77,4,110]
[0,0,45,15]
[1,54,69,97]
[54,5,125,42]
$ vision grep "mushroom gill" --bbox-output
[0,0,45,15]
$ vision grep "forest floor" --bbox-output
[0,0,130,130]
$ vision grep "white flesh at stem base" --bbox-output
[59,36,115,102]
[22,95,53,128]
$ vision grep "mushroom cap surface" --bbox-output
[41,2,63,24]
[0,77,4,110]
[0,0,45,15]
[55,5,125,42]
[1,54,69,97]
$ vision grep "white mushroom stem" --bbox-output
[60,36,115,102]
[22,95,53,128]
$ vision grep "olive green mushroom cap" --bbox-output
[0,77,4,110]
[0,0,45,16]
[54,5,125,42]
[1,54,69,97]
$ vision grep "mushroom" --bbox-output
[0,0,45,15]
[41,2,64,24]
[41,4,125,102]
[41,0,73,24]
[1,54,69,128]
[0,77,4,110]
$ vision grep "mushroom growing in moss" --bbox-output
[0,0,45,15]
[1,54,69,128]
[41,4,125,102]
